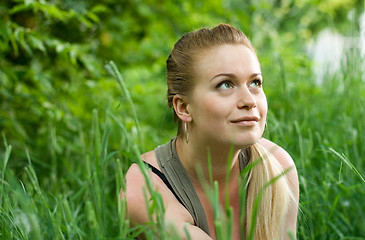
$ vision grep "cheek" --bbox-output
[200,98,222,118]
[262,102,268,117]
[192,96,228,121]
[258,95,268,119]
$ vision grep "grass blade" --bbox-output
[329,148,365,183]
[105,61,144,151]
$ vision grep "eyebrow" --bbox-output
[210,72,262,81]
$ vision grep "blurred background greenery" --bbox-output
[1,0,365,239]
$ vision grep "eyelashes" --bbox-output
[216,80,234,89]
[249,79,263,88]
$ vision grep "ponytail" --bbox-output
[245,143,295,239]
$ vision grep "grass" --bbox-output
[1,49,365,240]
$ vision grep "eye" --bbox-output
[249,79,262,88]
[217,80,234,89]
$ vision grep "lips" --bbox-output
[231,116,259,123]
[230,116,259,126]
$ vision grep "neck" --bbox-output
[175,136,241,188]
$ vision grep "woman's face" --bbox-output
[187,44,267,148]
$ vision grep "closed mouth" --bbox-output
[231,116,259,123]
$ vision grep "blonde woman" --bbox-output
[122,24,299,240]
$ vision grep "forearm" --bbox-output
[169,222,212,240]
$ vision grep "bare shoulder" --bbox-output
[122,150,194,228]
[121,151,156,224]
[258,138,299,199]
[140,150,160,169]
[123,150,156,188]
[258,138,296,171]
[123,150,160,193]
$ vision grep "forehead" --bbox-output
[193,44,261,80]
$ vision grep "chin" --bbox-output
[233,133,262,149]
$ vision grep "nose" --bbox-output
[237,87,256,109]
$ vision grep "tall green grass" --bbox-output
[265,48,365,239]
[1,49,365,240]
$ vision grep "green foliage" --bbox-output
[1,0,365,239]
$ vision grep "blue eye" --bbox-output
[217,80,233,89]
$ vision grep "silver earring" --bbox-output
[184,122,189,143]
[263,122,268,136]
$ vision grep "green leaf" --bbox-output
[27,35,46,53]
[9,4,31,15]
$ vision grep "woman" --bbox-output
[122,24,299,240]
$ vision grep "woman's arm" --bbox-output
[122,162,212,240]
[165,209,212,240]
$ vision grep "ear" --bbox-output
[173,95,192,123]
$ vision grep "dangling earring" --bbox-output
[263,122,268,137]
[184,122,189,143]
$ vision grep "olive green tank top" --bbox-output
[155,138,250,236]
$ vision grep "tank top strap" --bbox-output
[155,138,210,236]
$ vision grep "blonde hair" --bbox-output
[166,23,294,239]
[247,143,294,239]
